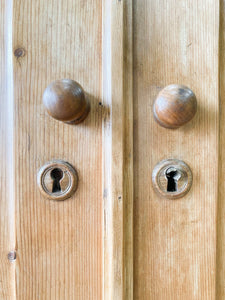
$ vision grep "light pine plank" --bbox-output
[0,1,16,299]
[123,2,133,299]
[13,1,102,299]
[133,1,219,299]
[103,0,133,299]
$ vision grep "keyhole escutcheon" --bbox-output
[152,159,192,199]
[37,160,78,201]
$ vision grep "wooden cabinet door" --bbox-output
[133,1,219,299]
[0,0,224,299]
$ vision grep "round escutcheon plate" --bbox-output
[152,159,192,199]
[37,160,78,201]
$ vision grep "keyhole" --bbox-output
[166,168,181,192]
[50,168,63,193]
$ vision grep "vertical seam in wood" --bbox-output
[217,1,224,298]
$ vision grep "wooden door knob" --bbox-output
[153,84,197,129]
[43,79,90,124]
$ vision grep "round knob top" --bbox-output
[153,84,197,129]
[43,79,90,124]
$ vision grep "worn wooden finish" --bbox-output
[153,84,197,129]
[43,79,90,124]
[0,1,16,299]
[103,0,133,299]
[133,0,219,299]
[13,1,102,299]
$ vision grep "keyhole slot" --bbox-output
[50,168,63,193]
[166,168,181,192]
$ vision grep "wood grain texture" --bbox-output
[217,0,225,298]
[103,0,133,299]
[133,1,219,299]
[0,1,16,299]
[13,1,102,299]
[3,0,223,299]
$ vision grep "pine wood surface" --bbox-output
[133,1,219,299]
[13,1,102,299]
[0,1,16,299]
[103,1,133,299]
[1,0,224,299]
